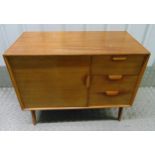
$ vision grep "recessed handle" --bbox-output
[108,75,123,80]
[112,56,127,61]
[105,91,119,96]
[85,75,90,88]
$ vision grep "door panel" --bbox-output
[8,56,90,108]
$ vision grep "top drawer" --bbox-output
[92,55,145,75]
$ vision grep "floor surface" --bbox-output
[0,87,155,130]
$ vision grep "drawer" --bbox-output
[90,75,138,93]
[92,55,144,75]
[89,91,132,106]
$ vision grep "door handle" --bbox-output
[85,75,90,88]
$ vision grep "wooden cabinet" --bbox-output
[3,32,150,124]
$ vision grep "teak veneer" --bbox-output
[3,32,150,124]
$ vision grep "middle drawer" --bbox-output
[89,75,138,93]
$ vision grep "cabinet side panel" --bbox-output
[3,56,25,109]
[129,54,150,106]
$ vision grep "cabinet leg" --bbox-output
[118,107,123,121]
[31,110,37,125]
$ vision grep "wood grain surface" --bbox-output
[4,31,149,56]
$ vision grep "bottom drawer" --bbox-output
[89,91,132,106]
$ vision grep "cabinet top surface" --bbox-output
[4,31,149,56]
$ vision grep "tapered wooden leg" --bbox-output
[118,107,123,121]
[31,110,37,125]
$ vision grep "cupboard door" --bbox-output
[8,56,90,108]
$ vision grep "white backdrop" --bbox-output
[0,24,154,66]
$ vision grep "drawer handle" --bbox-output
[112,57,127,61]
[108,75,123,80]
[105,91,119,96]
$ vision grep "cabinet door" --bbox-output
[8,56,90,109]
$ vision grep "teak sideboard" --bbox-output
[3,32,150,125]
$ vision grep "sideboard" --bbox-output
[3,32,150,124]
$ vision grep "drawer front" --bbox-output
[90,75,138,92]
[89,91,132,106]
[92,55,144,75]
[8,56,90,108]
